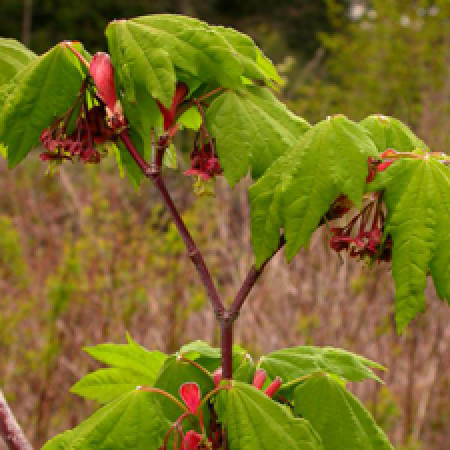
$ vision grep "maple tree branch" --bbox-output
[229,235,286,318]
[0,390,32,450]
[119,130,225,317]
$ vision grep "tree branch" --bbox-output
[0,390,32,450]
[229,236,286,318]
[119,130,225,317]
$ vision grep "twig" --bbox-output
[0,390,33,450]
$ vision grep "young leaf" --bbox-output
[0,38,36,86]
[205,85,310,187]
[360,114,427,153]
[249,115,379,266]
[368,158,450,331]
[259,346,384,383]
[42,390,169,450]
[293,374,393,450]
[70,368,155,404]
[0,43,86,167]
[216,381,323,450]
[83,338,166,379]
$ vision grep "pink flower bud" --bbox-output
[182,430,203,450]
[252,369,267,390]
[213,368,223,388]
[180,382,201,414]
[89,52,118,112]
[264,377,282,398]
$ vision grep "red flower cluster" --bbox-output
[160,382,214,450]
[185,138,222,181]
[330,194,392,262]
[39,104,116,164]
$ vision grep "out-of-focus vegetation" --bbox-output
[0,1,449,449]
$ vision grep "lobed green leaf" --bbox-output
[0,38,37,87]
[249,115,379,266]
[70,368,156,404]
[360,114,427,154]
[206,85,310,187]
[216,381,323,450]
[259,346,384,385]
[368,158,450,331]
[293,374,393,450]
[42,390,169,450]
[83,334,166,379]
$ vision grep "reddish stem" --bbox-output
[0,390,32,450]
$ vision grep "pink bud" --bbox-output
[89,52,118,112]
[264,377,282,398]
[180,382,201,414]
[252,369,267,390]
[213,368,223,388]
[182,431,203,450]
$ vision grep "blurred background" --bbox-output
[0,0,449,449]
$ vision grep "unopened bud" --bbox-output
[264,376,282,398]
[252,369,267,390]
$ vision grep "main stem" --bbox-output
[119,130,284,381]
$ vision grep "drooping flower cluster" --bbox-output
[39,104,116,164]
[39,48,125,165]
[329,193,392,262]
[185,136,222,181]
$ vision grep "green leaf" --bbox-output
[0,43,86,167]
[368,158,450,331]
[216,381,323,450]
[42,390,169,450]
[178,106,202,130]
[83,336,166,379]
[212,26,280,84]
[70,368,156,404]
[0,38,37,87]
[293,374,393,450]
[360,114,427,154]
[153,355,214,423]
[259,346,384,384]
[249,115,379,266]
[106,19,176,108]
[163,143,177,169]
[178,340,221,360]
[177,340,255,380]
[206,85,310,187]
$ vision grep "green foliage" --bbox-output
[70,368,156,404]
[360,115,428,154]
[293,374,393,450]
[369,158,450,331]
[205,85,310,186]
[216,381,323,450]
[0,38,36,87]
[42,390,169,450]
[83,333,167,378]
[0,42,87,167]
[249,115,378,266]
[259,346,385,385]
